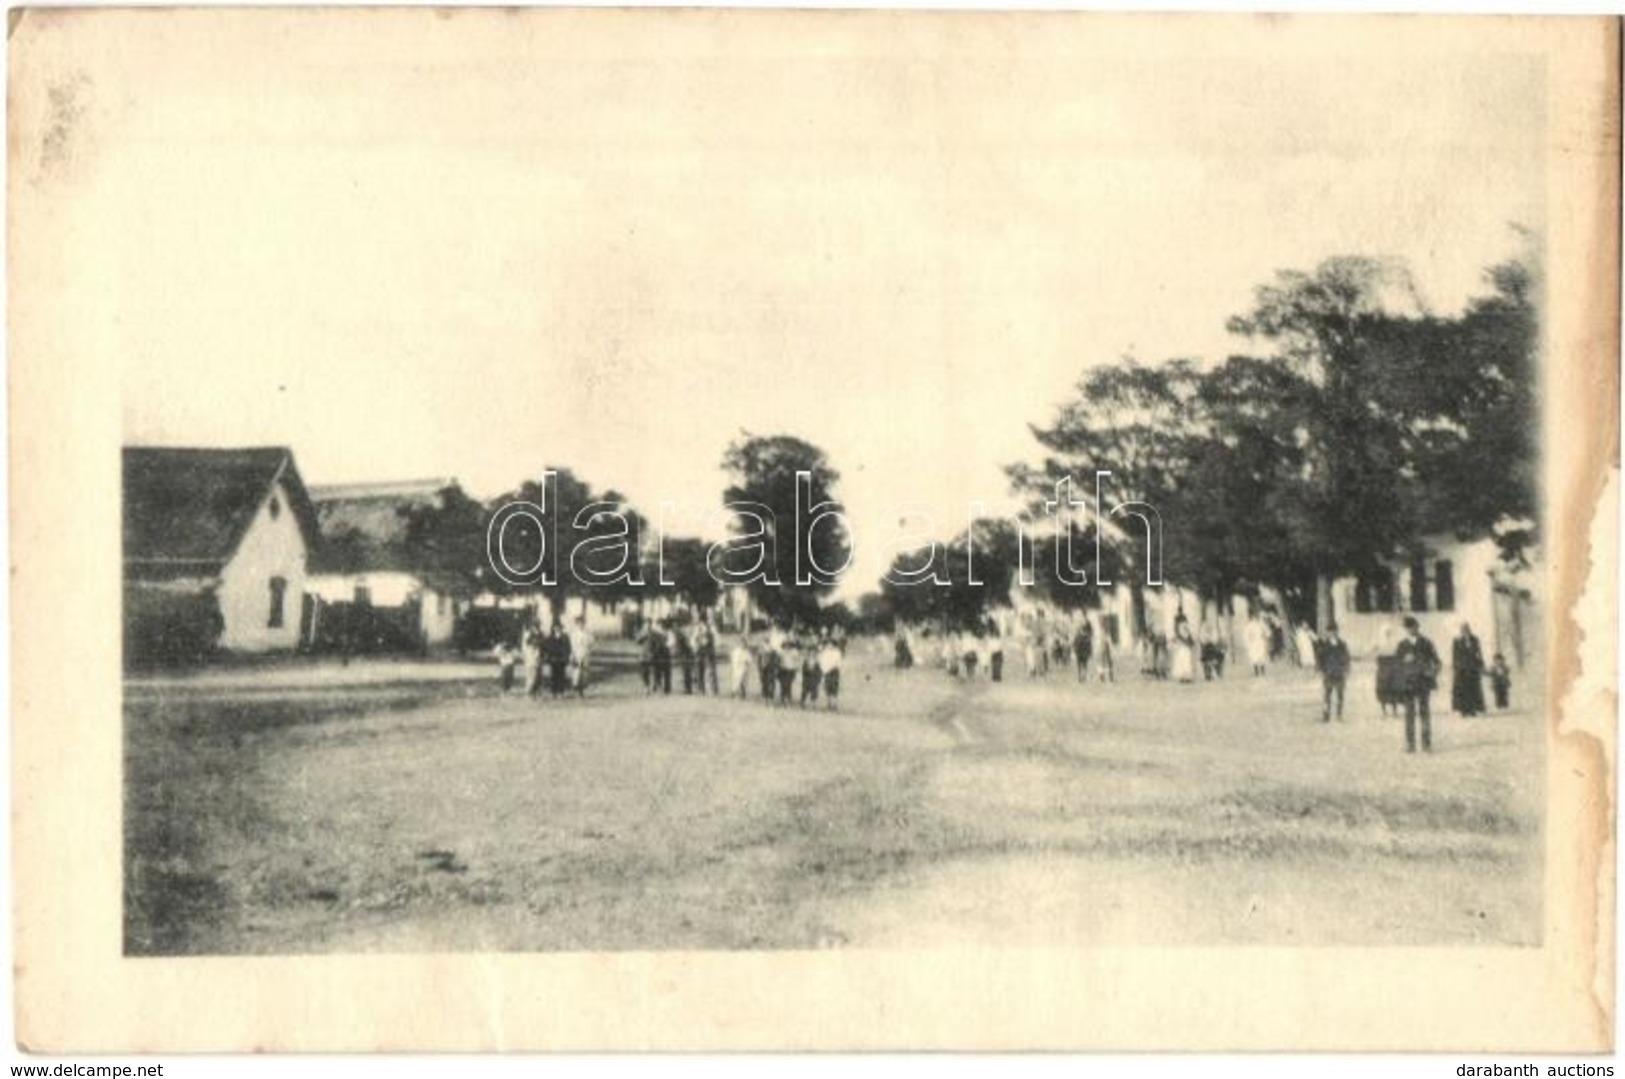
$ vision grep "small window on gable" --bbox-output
[268,495,281,520]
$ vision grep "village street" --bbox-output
[125,642,1543,955]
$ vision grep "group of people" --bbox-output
[637,617,721,696]
[1029,618,1116,683]
[635,618,847,711]
[729,623,847,710]
[1310,617,1514,753]
[1446,622,1514,716]
[1136,611,1274,683]
[493,613,850,711]
[892,616,1119,685]
[492,616,595,699]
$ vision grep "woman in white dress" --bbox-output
[1244,615,1270,676]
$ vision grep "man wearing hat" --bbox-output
[1394,616,1442,752]
[1315,622,1351,722]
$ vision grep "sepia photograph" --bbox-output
[9,5,1619,1054]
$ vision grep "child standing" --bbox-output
[495,640,519,694]
[1491,653,1512,710]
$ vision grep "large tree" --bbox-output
[879,518,1029,632]
[1162,355,1321,622]
[398,483,495,592]
[1225,257,1441,625]
[1008,250,1539,633]
[657,536,722,615]
[1407,257,1539,550]
[486,468,643,620]
[718,433,851,624]
[1226,252,1539,621]
[1009,357,1201,634]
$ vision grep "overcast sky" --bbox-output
[111,12,1544,592]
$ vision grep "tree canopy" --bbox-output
[718,432,852,624]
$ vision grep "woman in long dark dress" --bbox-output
[546,622,572,699]
[1451,622,1487,716]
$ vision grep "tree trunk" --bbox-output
[1315,572,1335,631]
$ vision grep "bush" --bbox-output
[124,586,224,669]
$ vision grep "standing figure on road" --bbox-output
[693,617,719,696]
[1095,629,1115,683]
[1395,616,1442,753]
[1199,619,1226,680]
[567,616,594,698]
[671,622,694,695]
[1451,622,1487,717]
[495,640,519,695]
[759,627,781,703]
[894,626,915,669]
[730,634,754,699]
[800,630,823,708]
[651,621,673,695]
[523,623,545,698]
[976,631,995,685]
[638,623,656,691]
[1244,614,1270,677]
[961,629,980,681]
[545,621,572,699]
[1073,620,1094,683]
[1170,617,1197,683]
[1293,623,1318,669]
[775,630,800,705]
[1023,625,1041,679]
[819,635,844,711]
[1490,652,1512,710]
[1315,623,1351,722]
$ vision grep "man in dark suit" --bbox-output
[1315,623,1351,722]
[1395,616,1442,753]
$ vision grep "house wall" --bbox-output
[419,588,461,645]
[217,479,308,652]
[306,570,421,607]
[306,571,463,646]
[1331,536,1502,659]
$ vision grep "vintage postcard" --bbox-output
[9,7,1620,1053]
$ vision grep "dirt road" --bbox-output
[125,645,1542,954]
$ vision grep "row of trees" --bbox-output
[373,433,854,627]
[875,247,1538,634]
[369,246,1538,639]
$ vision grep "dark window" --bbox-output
[268,576,287,628]
[1355,568,1398,613]
[1435,560,1455,612]
[267,495,281,521]
[1409,559,1429,613]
